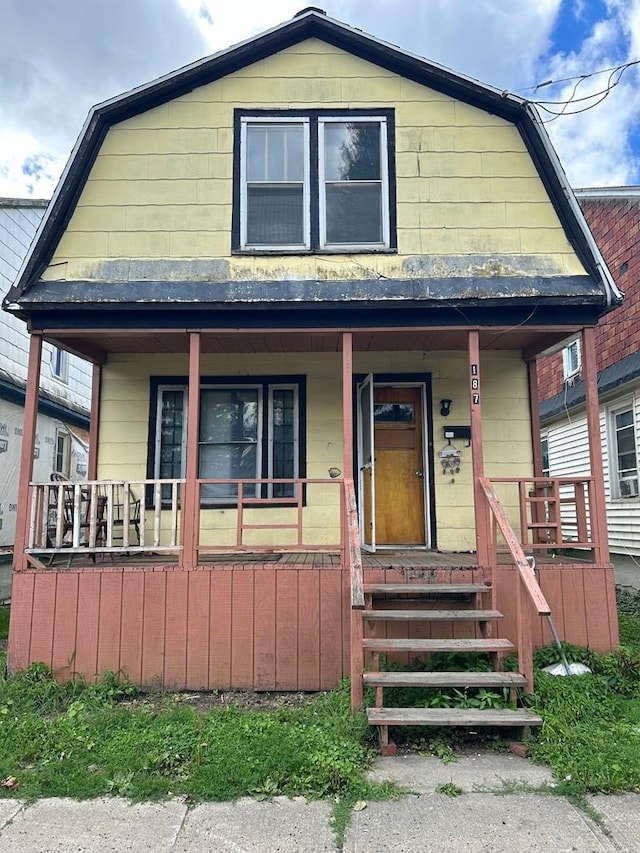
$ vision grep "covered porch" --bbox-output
[8,324,618,691]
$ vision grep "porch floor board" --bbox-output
[36,548,480,570]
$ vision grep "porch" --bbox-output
[7,327,618,694]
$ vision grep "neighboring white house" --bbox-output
[538,187,640,587]
[0,198,91,548]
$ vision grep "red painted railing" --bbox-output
[344,478,364,709]
[487,476,599,561]
[194,478,344,554]
[480,477,551,691]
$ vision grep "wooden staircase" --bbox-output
[360,581,542,754]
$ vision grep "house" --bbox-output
[0,198,91,552]
[1,9,622,736]
[537,187,640,589]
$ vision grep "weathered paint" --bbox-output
[7,561,617,689]
[44,39,587,286]
[97,349,532,552]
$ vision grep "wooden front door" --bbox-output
[373,386,426,545]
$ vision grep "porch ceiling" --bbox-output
[46,327,576,363]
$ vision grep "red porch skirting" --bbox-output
[7,562,619,690]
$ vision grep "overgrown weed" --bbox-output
[0,670,385,806]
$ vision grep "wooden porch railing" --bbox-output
[194,478,344,554]
[344,478,364,709]
[27,477,348,561]
[480,477,551,691]
[26,479,183,558]
[487,476,600,562]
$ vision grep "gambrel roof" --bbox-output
[3,7,621,319]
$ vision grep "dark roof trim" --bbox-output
[0,377,90,430]
[26,303,604,334]
[3,9,619,312]
[539,349,640,423]
[15,275,604,311]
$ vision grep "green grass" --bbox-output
[0,605,9,641]
[526,586,640,793]
[0,668,392,812]
[2,585,640,809]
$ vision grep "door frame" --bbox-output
[353,372,436,551]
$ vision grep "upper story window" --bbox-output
[50,346,68,383]
[609,401,639,499]
[562,339,581,380]
[234,110,396,253]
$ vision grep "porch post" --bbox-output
[182,331,201,569]
[88,363,101,481]
[527,359,543,477]
[581,326,609,564]
[13,333,43,571]
[342,332,354,478]
[468,330,489,565]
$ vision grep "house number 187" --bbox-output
[470,363,479,405]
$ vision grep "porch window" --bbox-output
[609,401,639,499]
[151,377,303,504]
[235,110,394,252]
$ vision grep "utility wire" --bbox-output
[516,58,640,123]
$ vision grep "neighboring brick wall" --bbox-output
[537,194,640,402]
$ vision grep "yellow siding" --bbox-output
[99,350,532,552]
[45,38,587,283]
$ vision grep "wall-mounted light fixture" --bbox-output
[440,399,452,418]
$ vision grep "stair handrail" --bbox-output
[344,478,365,710]
[344,478,364,609]
[479,477,550,690]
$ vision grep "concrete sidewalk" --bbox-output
[0,753,637,851]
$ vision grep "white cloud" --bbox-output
[0,0,638,196]
[533,0,640,185]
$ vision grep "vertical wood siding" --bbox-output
[8,563,618,689]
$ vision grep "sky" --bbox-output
[1,0,639,198]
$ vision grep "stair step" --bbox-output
[362,637,514,654]
[363,583,490,596]
[363,671,527,688]
[364,609,502,622]
[366,707,542,727]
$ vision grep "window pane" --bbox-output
[374,403,414,423]
[199,389,259,500]
[200,444,258,499]
[324,122,380,181]
[325,183,382,244]
[247,124,304,182]
[200,389,258,443]
[160,390,184,479]
[247,185,304,245]
[272,389,296,497]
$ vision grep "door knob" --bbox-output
[415,470,424,478]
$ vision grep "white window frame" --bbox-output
[54,429,71,477]
[318,115,390,251]
[267,384,299,497]
[562,339,581,380]
[240,116,311,251]
[154,385,188,483]
[540,432,550,477]
[238,113,391,253]
[608,398,639,500]
[154,381,301,503]
[51,346,68,383]
[198,384,264,492]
